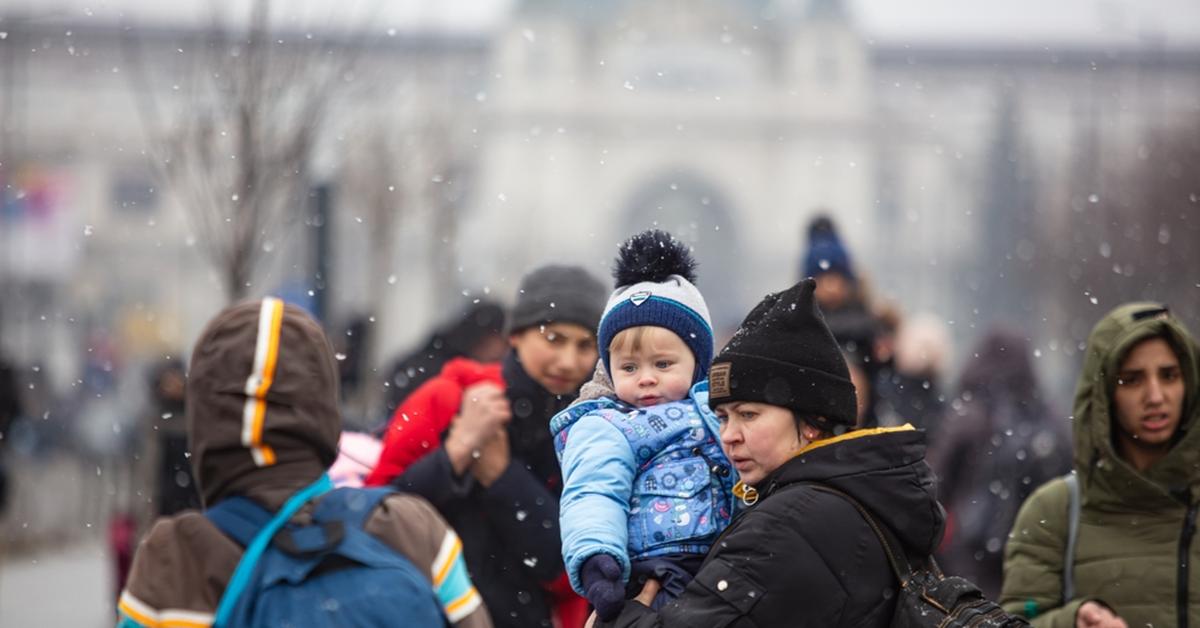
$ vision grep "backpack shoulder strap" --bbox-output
[205,497,274,547]
[211,474,334,628]
[803,483,914,585]
[1062,472,1081,604]
[312,487,394,530]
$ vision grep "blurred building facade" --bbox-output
[2,0,1198,403]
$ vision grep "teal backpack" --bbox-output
[204,475,447,627]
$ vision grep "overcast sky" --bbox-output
[2,0,1199,48]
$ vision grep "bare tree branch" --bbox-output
[122,0,362,301]
[1039,111,1200,339]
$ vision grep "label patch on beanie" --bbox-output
[710,363,731,398]
[630,291,651,306]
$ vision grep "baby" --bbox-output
[551,230,735,621]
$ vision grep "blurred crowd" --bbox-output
[1,214,1195,628]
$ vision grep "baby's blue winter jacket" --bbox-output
[550,381,736,595]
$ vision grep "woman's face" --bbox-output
[1112,336,1185,468]
[715,402,802,486]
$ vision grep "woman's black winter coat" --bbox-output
[600,427,945,627]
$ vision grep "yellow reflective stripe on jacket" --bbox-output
[118,590,213,628]
[794,424,916,457]
[431,530,483,622]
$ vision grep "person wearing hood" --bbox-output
[597,278,945,627]
[1002,303,1200,627]
[368,264,608,628]
[117,298,491,628]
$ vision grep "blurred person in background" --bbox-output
[875,313,951,434]
[1002,303,1199,627]
[381,300,507,423]
[841,345,873,426]
[114,358,200,599]
[802,215,876,352]
[68,329,134,462]
[334,315,372,421]
[144,359,198,517]
[0,352,21,517]
[871,303,901,373]
[802,214,882,423]
[368,264,607,628]
[928,329,1069,600]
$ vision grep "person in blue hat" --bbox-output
[803,214,881,425]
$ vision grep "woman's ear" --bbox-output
[799,420,825,443]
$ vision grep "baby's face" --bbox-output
[610,327,696,408]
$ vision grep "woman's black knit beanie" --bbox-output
[708,278,858,427]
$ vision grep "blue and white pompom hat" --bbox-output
[597,230,714,384]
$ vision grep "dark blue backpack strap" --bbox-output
[312,487,394,529]
[205,496,274,547]
[211,474,335,628]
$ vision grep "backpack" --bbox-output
[205,474,447,628]
[808,484,1030,627]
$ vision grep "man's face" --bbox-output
[509,322,598,395]
[610,326,696,408]
[1112,336,1185,459]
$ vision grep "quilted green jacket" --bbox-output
[1001,302,1200,627]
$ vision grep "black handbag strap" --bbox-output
[802,483,926,587]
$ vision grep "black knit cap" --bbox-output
[506,264,607,334]
[708,278,858,427]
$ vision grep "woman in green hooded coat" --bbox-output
[1001,302,1200,627]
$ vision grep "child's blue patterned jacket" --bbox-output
[550,380,736,594]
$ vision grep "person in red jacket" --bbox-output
[368,358,506,484]
[368,264,608,628]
